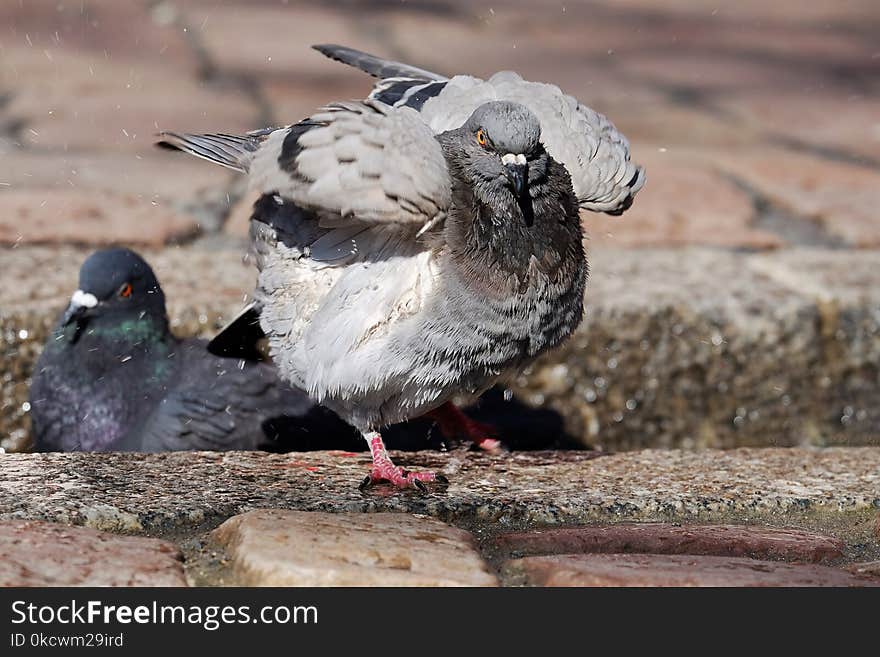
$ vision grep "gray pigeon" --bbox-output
[28,248,349,453]
[158,44,644,489]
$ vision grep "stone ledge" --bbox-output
[0,449,877,534]
[2,245,879,450]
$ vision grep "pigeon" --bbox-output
[28,247,352,453]
[158,44,644,489]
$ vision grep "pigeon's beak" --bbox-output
[62,290,98,327]
[502,153,528,198]
[506,163,527,198]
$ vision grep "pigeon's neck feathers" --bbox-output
[77,313,171,345]
[33,315,177,452]
[439,138,584,290]
[53,313,175,377]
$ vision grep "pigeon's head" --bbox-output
[61,248,167,341]
[453,101,547,221]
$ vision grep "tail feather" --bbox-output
[207,301,266,361]
[156,131,268,172]
[312,43,446,82]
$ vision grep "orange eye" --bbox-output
[118,283,133,298]
[476,129,487,147]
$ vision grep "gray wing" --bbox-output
[139,341,315,452]
[156,128,275,172]
[314,44,450,112]
[160,101,450,231]
[248,100,451,229]
[311,45,643,215]
[419,72,644,214]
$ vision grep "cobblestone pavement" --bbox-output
[0,2,878,585]
[1,449,878,586]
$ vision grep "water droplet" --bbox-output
[21,402,31,412]
[18,329,28,340]
[625,399,637,411]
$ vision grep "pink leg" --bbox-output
[360,432,448,491]
[425,402,503,452]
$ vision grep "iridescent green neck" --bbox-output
[53,315,176,384]
[86,316,171,344]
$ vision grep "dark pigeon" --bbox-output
[28,248,355,453]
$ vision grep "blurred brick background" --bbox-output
[1,0,878,249]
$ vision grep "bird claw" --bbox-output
[363,433,446,492]
[361,463,445,492]
[476,438,504,454]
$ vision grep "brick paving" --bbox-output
[502,553,877,587]
[493,524,846,563]
[0,1,878,586]
[2,447,879,586]
[0,0,877,249]
[212,510,497,586]
[0,519,187,586]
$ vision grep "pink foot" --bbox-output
[360,432,448,492]
[425,402,504,452]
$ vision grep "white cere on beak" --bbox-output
[502,153,527,166]
[71,289,98,309]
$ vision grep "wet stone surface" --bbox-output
[0,449,877,534]
[0,519,187,586]
[3,245,880,452]
[501,553,879,587]
[212,510,497,586]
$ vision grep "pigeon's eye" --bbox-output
[118,283,133,299]
[476,129,487,147]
